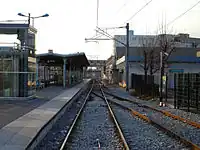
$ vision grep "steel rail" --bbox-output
[59,83,94,150]
[103,89,200,129]
[98,84,130,150]
[94,91,200,150]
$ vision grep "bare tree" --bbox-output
[139,26,176,99]
[156,23,176,105]
[140,36,159,86]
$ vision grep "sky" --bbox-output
[0,0,200,60]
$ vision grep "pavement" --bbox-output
[0,86,65,129]
[0,79,90,149]
[35,86,65,100]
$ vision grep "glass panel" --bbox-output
[3,73,13,97]
[0,58,2,71]
[28,62,36,72]
[13,73,19,97]
[0,73,3,96]
[3,59,12,71]
[28,73,36,96]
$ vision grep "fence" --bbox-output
[174,73,200,111]
[131,74,159,97]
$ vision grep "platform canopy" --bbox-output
[37,52,90,68]
[0,23,37,34]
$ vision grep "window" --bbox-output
[3,59,12,71]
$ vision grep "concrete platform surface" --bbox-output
[0,79,90,150]
[0,86,65,129]
[36,86,65,100]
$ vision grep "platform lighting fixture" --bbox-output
[17,13,49,27]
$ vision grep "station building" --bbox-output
[0,23,37,98]
[0,23,89,98]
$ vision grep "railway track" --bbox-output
[35,88,91,149]
[103,89,200,129]
[59,82,128,150]
[102,88,200,148]
[36,80,200,149]
[92,86,200,150]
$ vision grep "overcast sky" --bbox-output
[0,0,200,59]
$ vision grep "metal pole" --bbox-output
[165,72,168,103]
[96,0,99,35]
[63,58,67,88]
[187,73,190,112]
[97,0,99,27]
[28,13,31,25]
[196,74,199,111]
[174,73,177,109]
[126,23,129,92]
[32,18,34,27]
[69,59,71,85]
[36,57,39,89]
[160,50,163,106]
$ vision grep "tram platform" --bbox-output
[0,79,90,150]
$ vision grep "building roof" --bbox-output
[36,52,86,57]
[0,23,37,34]
[37,52,90,68]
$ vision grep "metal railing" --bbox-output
[174,73,200,112]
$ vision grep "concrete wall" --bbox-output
[115,47,200,61]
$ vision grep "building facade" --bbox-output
[0,45,36,97]
[0,23,37,98]
[36,50,89,87]
[105,55,115,83]
[114,32,200,89]
[86,59,106,79]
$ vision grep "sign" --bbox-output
[28,57,36,63]
[162,76,166,81]
[169,69,184,73]
[197,51,200,57]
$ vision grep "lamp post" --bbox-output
[125,23,129,92]
[17,13,49,27]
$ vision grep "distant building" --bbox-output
[113,32,200,88]
[86,59,106,79]
[105,55,115,83]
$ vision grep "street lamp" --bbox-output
[17,13,49,27]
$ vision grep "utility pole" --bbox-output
[28,13,30,25]
[126,23,129,92]
[159,50,164,106]
[96,0,99,36]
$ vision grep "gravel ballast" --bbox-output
[109,102,190,150]
[161,107,200,123]
[105,92,200,147]
[106,87,200,123]
[65,94,123,150]
[34,91,89,150]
